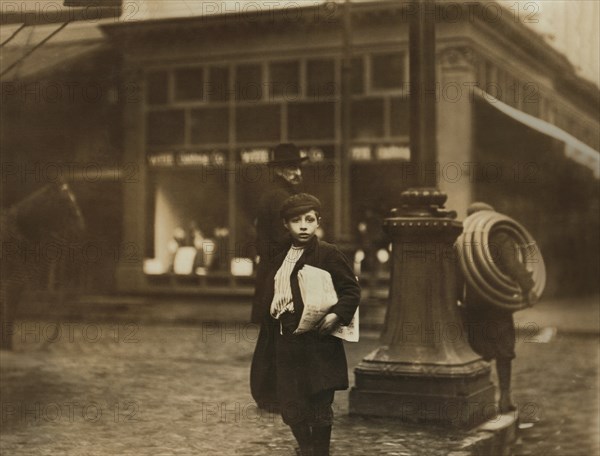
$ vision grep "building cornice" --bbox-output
[100,1,598,103]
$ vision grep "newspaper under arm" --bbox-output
[294,264,359,342]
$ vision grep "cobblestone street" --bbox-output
[1,319,598,456]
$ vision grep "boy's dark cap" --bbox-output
[269,143,309,166]
[280,193,322,220]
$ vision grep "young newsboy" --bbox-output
[250,193,361,456]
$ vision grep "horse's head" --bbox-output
[12,181,86,242]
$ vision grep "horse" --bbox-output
[1,182,85,349]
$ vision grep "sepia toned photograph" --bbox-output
[1,1,598,455]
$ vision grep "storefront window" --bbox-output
[371,52,405,90]
[191,107,229,144]
[234,158,268,266]
[146,71,169,105]
[351,98,384,139]
[236,64,263,101]
[306,58,335,98]
[269,60,300,99]
[288,102,335,140]
[300,145,336,240]
[208,66,230,102]
[350,57,364,95]
[140,51,418,285]
[236,105,281,142]
[351,161,407,231]
[390,97,409,137]
[175,67,204,101]
[150,169,230,276]
[146,110,185,146]
[349,161,398,276]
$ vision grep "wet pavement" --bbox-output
[0,319,598,456]
[509,332,599,456]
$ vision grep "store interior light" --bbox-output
[231,259,253,277]
[143,258,165,275]
[377,249,390,263]
[173,247,197,275]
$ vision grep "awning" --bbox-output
[0,20,107,81]
[475,88,599,179]
[0,0,121,25]
[1,41,107,81]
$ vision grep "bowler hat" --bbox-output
[269,143,308,166]
[280,193,322,220]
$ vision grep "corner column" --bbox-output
[437,46,478,219]
[116,65,147,292]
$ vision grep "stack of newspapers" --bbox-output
[293,265,359,342]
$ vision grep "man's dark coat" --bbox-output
[250,236,361,409]
[251,175,299,324]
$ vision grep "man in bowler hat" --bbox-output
[250,143,308,409]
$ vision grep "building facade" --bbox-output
[2,1,598,302]
[100,1,598,299]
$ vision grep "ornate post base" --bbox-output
[349,189,495,428]
[349,360,495,428]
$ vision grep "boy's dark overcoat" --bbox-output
[461,230,535,360]
[250,236,361,406]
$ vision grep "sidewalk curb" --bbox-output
[460,413,518,456]
[17,292,599,337]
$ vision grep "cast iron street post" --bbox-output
[340,0,352,240]
[349,0,495,427]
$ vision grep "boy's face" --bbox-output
[284,210,320,245]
